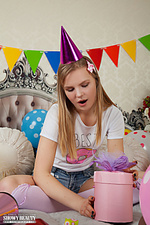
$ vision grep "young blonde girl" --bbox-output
[0,56,125,219]
[57,55,118,159]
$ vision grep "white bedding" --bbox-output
[18,204,142,225]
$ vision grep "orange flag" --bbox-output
[121,40,136,62]
[3,46,23,71]
[86,48,103,70]
[104,44,120,67]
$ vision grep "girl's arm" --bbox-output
[107,138,124,153]
[107,138,137,172]
[33,136,95,218]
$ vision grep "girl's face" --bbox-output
[63,67,97,114]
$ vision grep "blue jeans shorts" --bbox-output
[51,165,94,193]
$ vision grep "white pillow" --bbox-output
[124,135,150,171]
[0,127,34,180]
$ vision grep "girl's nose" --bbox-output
[75,88,83,98]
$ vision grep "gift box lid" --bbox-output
[94,171,133,185]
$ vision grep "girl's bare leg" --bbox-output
[0,175,35,194]
[79,178,94,193]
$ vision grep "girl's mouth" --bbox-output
[78,99,88,106]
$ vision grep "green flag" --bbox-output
[24,50,44,74]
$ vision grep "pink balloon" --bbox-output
[139,165,150,225]
[0,192,18,223]
[127,130,150,161]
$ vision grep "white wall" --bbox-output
[0,0,149,112]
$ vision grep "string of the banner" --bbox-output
[0,34,149,74]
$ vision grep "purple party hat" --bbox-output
[60,26,83,64]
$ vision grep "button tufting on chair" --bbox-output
[0,95,53,130]
[7,117,11,122]
[31,101,35,107]
[15,100,19,105]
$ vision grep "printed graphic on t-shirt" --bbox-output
[66,148,96,164]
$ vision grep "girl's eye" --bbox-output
[82,83,88,88]
[67,88,74,92]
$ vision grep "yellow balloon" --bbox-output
[124,129,132,135]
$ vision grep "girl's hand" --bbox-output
[123,160,137,173]
[122,161,137,188]
[79,196,95,219]
[132,170,145,189]
[133,170,145,181]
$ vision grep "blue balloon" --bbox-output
[21,109,47,148]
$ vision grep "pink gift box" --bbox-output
[94,171,133,223]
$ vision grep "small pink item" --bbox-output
[64,218,79,225]
[0,192,18,224]
[86,61,95,73]
[94,171,133,223]
[139,165,150,225]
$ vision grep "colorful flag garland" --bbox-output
[3,46,23,72]
[138,34,150,51]
[86,48,103,70]
[120,40,136,62]
[24,50,44,74]
[45,51,60,74]
[104,44,120,67]
[0,34,149,74]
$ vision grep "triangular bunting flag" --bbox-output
[138,34,150,51]
[121,40,136,62]
[24,50,44,74]
[0,45,2,50]
[3,46,23,71]
[45,51,60,74]
[86,48,103,70]
[104,44,120,67]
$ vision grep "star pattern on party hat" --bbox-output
[60,26,83,64]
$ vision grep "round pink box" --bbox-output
[94,171,133,223]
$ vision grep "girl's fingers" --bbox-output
[133,171,138,181]
[80,196,96,219]
[123,161,137,172]
[87,196,95,218]
[88,196,95,204]
[128,161,137,169]
[84,206,95,219]
[86,209,95,219]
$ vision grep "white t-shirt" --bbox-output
[40,103,124,172]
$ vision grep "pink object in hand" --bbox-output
[139,165,150,225]
[94,171,133,223]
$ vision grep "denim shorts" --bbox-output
[51,165,94,193]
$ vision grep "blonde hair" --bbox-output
[57,56,114,159]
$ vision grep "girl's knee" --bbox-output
[0,176,16,193]
[0,175,34,193]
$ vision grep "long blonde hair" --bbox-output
[57,56,114,159]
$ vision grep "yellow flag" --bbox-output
[121,40,136,62]
[3,46,23,71]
